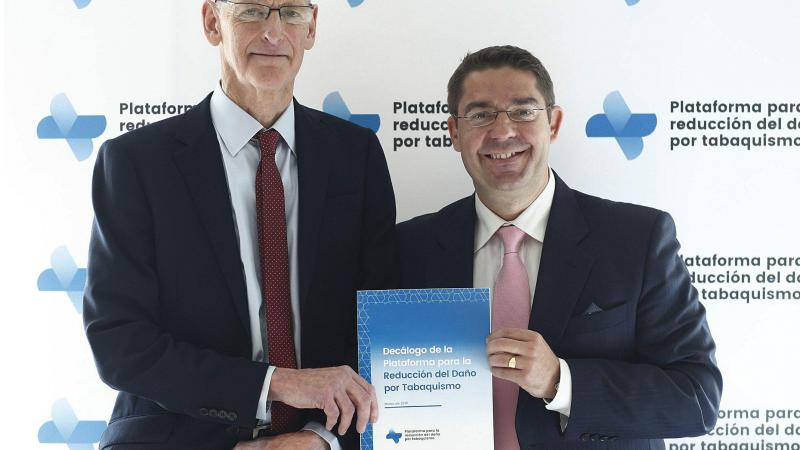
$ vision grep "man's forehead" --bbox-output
[221,0,312,5]
[460,70,546,109]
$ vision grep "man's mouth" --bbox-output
[484,148,528,160]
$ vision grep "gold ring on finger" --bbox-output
[507,356,517,369]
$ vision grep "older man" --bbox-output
[396,45,722,449]
[84,2,394,449]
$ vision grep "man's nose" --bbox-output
[487,112,518,140]
[262,9,284,42]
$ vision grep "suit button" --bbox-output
[599,436,608,442]
[590,433,599,441]
[229,412,238,422]
[199,408,208,416]
[580,433,590,441]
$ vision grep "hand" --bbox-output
[232,431,329,450]
[269,366,378,435]
[486,328,560,399]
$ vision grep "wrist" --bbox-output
[544,361,561,400]
[267,367,297,402]
[299,430,330,450]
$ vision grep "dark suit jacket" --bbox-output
[396,175,722,450]
[84,94,395,450]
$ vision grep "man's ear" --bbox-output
[548,106,564,142]
[202,1,222,46]
[448,116,461,152]
[304,5,318,50]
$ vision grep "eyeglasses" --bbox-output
[454,106,551,128]
[215,1,316,25]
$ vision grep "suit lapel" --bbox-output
[295,102,333,308]
[432,196,476,288]
[172,94,251,336]
[530,174,595,345]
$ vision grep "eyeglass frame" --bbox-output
[213,0,317,24]
[453,105,554,128]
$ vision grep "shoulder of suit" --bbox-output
[295,103,376,139]
[99,95,207,159]
[570,187,671,235]
[397,196,473,238]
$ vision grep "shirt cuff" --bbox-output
[543,358,572,431]
[256,365,277,421]
[302,421,341,450]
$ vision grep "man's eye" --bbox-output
[239,7,267,20]
[281,7,302,18]
[513,109,536,119]
[469,111,492,120]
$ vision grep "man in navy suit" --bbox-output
[84,2,393,449]
[396,45,722,449]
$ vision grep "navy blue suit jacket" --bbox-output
[396,175,721,450]
[84,95,395,450]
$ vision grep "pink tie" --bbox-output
[492,225,531,450]
[255,129,301,433]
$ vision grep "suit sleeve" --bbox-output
[563,212,722,440]
[357,130,396,291]
[83,140,267,430]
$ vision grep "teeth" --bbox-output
[490,152,516,160]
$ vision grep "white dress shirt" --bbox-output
[473,169,573,429]
[210,85,340,449]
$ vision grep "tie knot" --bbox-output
[496,225,527,254]
[256,129,281,157]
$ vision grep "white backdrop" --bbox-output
[3,1,800,449]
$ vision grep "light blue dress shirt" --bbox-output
[209,85,341,449]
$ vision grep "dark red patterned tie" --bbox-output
[255,129,300,433]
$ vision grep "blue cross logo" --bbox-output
[585,91,657,160]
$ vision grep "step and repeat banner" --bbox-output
[3,0,800,448]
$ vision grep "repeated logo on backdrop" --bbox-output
[585,91,657,160]
[37,94,107,162]
[323,91,381,133]
[37,247,88,314]
[38,399,106,449]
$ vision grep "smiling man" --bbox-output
[83,2,395,449]
[396,45,722,449]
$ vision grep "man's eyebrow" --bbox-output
[510,97,541,106]
[462,97,543,114]
[462,101,492,114]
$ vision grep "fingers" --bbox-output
[289,366,379,435]
[488,327,536,341]
[491,366,523,384]
[349,370,379,423]
[347,383,371,434]
[488,352,523,369]
[334,391,356,436]
[322,395,340,431]
[486,337,532,357]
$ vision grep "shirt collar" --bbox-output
[474,168,556,253]
[209,83,297,157]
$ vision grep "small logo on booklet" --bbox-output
[323,91,380,133]
[347,0,365,7]
[585,90,656,160]
[37,93,106,161]
[386,429,403,444]
[73,0,91,8]
[626,0,640,6]
[38,399,107,449]
[37,247,88,314]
